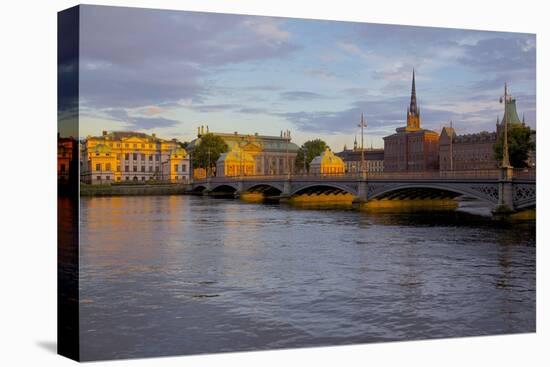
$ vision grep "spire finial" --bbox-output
[409,69,418,115]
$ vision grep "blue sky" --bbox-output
[77,5,536,150]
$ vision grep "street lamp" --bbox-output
[499,82,512,169]
[358,113,367,178]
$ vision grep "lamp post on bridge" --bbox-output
[358,113,367,180]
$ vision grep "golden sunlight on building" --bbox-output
[81,131,190,184]
[310,148,346,175]
[216,145,256,177]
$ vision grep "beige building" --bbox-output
[216,145,256,177]
[336,141,384,173]
[81,131,190,184]
[188,127,299,176]
[310,148,346,175]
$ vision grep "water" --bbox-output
[79,195,535,361]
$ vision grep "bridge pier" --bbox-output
[492,167,515,219]
[352,179,368,208]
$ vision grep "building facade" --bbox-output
[216,145,256,177]
[188,127,300,176]
[439,128,498,171]
[335,142,384,173]
[81,131,190,184]
[383,71,439,172]
[439,90,533,171]
[310,148,346,175]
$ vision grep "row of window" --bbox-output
[93,163,188,173]
[95,175,186,182]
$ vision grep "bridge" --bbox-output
[191,168,536,215]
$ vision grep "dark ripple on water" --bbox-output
[79,195,535,361]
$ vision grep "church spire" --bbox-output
[406,69,421,130]
[410,69,418,115]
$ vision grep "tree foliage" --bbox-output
[192,133,229,169]
[493,123,535,168]
[295,139,329,173]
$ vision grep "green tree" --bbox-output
[192,133,229,170]
[295,139,329,173]
[494,123,535,168]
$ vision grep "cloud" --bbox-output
[89,108,180,130]
[79,5,300,110]
[280,91,327,100]
[458,36,536,73]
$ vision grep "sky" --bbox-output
[76,5,536,150]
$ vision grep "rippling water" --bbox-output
[79,195,535,361]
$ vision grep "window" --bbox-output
[106,163,111,171]
[125,176,129,181]
[141,143,145,148]
[141,177,146,181]
[149,166,153,172]
[149,155,153,161]
[125,165,129,172]
[141,166,145,172]
[97,176,101,181]
[133,144,137,148]
[175,176,178,180]
[117,143,121,148]
[105,176,110,181]
[174,164,179,172]
[133,153,138,160]
[133,166,137,172]
[95,163,101,171]
[155,155,159,161]
[117,177,121,181]
[155,166,159,172]
[181,164,187,173]
[60,164,66,172]
[125,153,129,160]
[117,166,120,172]
[141,153,145,160]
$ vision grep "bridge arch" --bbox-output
[245,183,283,196]
[290,183,358,197]
[368,183,498,206]
[210,183,239,193]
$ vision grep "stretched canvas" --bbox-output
[58,4,536,362]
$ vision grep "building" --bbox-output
[58,135,78,184]
[216,145,256,177]
[439,88,533,171]
[336,140,384,173]
[188,127,300,175]
[310,148,346,175]
[81,131,190,184]
[383,71,439,172]
[439,127,497,171]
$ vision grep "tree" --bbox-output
[192,133,229,171]
[494,123,535,168]
[295,139,329,173]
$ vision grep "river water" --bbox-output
[79,195,535,361]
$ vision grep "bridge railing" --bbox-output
[191,168,535,184]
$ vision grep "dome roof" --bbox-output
[311,148,344,166]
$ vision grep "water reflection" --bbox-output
[79,195,535,361]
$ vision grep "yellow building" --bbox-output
[216,145,256,177]
[310,148,345,175]
[81,131,190,184]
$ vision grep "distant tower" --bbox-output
[353,135,358,150]
[406,69,421,131]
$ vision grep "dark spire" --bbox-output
[409,69,418,115]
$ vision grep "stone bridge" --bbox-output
[191,169,536,214]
